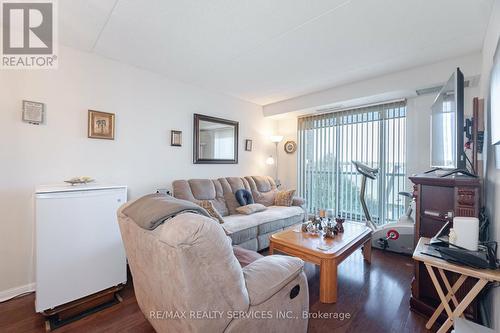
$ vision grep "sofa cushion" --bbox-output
[223,206,305,237]
[275,189,296,207]
[197,200,225,224]
[255,191,277,207]
[219,177,252,215]
[251,176,275,192]
[173,179,230,216]
[228,226,259,245]
[236,203,266,215]
[246,176,278,206]
[226,177,248,192]
[189,179,216,199]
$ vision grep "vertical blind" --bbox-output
[297,101,407,225]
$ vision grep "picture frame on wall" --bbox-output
[171,130,182,147]
[22,100,44,125]
[193,114,239,164]
[88,110,115,140]
[245,139,253,151]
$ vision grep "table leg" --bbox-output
[437,268,461,309]
[425,264,454,319]
[425,274,467,330]
[437,278,489,333]
[425,264,490,333]
[362,239,372,264]
[320,259,337,303]
[269,242,274,255]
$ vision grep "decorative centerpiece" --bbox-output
[302,209,341,239]
[301,220,320,234]
[64,176,95,185]
[323,223,336,238]
[334,215,345,233]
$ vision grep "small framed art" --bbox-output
[88,110,115,140]
[171,130,182,147]
[245,139,253,151]
[22,100,44,125]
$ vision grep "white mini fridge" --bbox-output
[35,184,127,313]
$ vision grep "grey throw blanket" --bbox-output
[122,193,211,230]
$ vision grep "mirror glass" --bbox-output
[199,120,235,159]
[194,114,238,164]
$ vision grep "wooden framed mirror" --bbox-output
[193,114,239,164]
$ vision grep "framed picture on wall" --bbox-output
[88,110,115,140]
[22,100,44,125]
[245,139,253,151]
[171,130,182,147]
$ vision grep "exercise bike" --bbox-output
[352,161,415,255]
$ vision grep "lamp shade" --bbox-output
[270,135,284,143]
[266,156,275,165]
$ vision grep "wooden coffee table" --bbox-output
[269,222,372,303]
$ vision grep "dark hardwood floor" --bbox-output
[0,249,431,333]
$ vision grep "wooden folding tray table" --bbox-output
[413,237,500,333]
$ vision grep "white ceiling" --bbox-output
[59,0,493,106]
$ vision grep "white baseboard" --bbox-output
[0,283,35,302]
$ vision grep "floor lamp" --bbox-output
[268,135,283,187]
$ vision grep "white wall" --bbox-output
[0,46,274,297]
[264,53,482,117]
[480,0,500,329]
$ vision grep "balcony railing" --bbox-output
[302,166,406,225]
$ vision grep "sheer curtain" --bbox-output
[297,100,407,225]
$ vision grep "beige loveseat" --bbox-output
[173,176,307,251]
[118,209,309,333]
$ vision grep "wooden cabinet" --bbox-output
[409,174,481,323]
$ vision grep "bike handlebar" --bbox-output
[352,161,378,180]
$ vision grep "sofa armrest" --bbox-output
[242,255,304,305]
[292,196,305,207]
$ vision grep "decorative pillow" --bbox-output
[235,189,254,206]
[197,200,224,224]
[236,203,267,215]
[274,189,296,207]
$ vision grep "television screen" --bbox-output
[430,68,464,169]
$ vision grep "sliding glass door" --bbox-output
[297,101,406,225]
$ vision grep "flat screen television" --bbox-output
[430,68,465,170]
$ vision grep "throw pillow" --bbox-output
[235,189,254,206]
[236,203,267,215]
[197,200,224,224]
[274,189,296,207]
